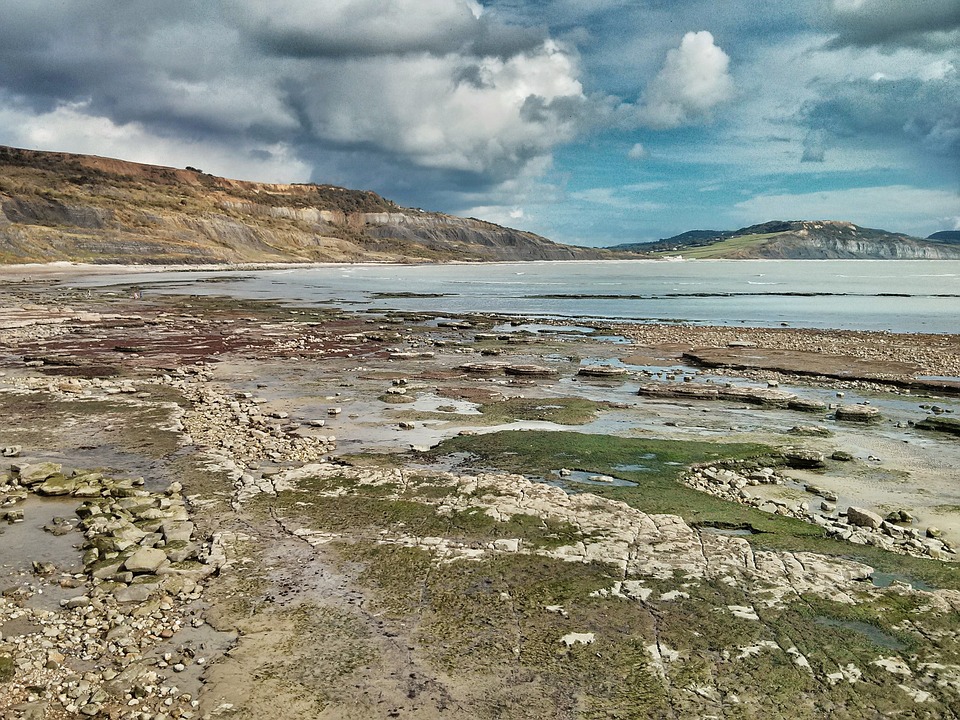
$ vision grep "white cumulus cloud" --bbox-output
[638,31,734,129]
[297,40,586,174]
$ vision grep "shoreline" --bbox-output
[3,277,960,718]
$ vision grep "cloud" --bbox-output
[291,40,587,175]
[637,31,734,129]
[734,185,960,237]
[824,0,960,50]
[0,0,591,197]
[231,0,479,57]
[0,99,310,183]
[627,143,649,160]
[800,73,960,161]
[230,0,543,59]
[570,187,664,211]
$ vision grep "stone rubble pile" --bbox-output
[683,460,956,561]
[156,365,336,465]
[1,462,227,719]
[150,365,338,506]
[0,374,145,399]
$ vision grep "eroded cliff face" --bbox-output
[0,145,605,264]
[723,235,960,260]
[761,236,960,260]
[712,222,960,260]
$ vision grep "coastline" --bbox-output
[2,275,960,718]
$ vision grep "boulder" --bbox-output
[847,506,884,530]
[788,398,828,413]
[14,462,63,485]
[36,474,78,496]
[788,425,832,437]
[161,520,195,543]
[504,364,557,378]
[163,540,200,563]
[112,582,157,604]
[915,416,960,436]
[835,405,881,423]
[124,547,168,573]
[784,449,826,469]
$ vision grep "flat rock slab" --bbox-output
[504,364,557,377]
[124,547,167,573]
[835,405,881,422]
[682,347,918,380]
[915,416,960,436]
[577,365,628,377]
[637,382,798,407]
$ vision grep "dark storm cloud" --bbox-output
[823,0,960,50]
[244,7,544,60]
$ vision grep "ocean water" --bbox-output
[70,259,960,333]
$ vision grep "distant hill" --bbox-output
[610,220,960,259]
[610,229,733,253]
[929,231,960,245]
[0,145,610,265]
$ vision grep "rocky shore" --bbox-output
[616,323,960,378]
[2,278,960,718]
[1,455,224,719]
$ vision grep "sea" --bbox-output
[68,259,960,334]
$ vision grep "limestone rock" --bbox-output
[788,398,828,413]
[124,547,167,573]
[36,474,78,496]
[13,462,63,485]
[577,365,628,377]
[847,506,884,530]
[835,405,881,422]
[783,448,826,469]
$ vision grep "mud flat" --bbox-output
[2,276,960,719]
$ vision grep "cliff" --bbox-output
[613,221,960,260]
[0,146,606,264]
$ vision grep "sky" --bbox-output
[0,1,957,246]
